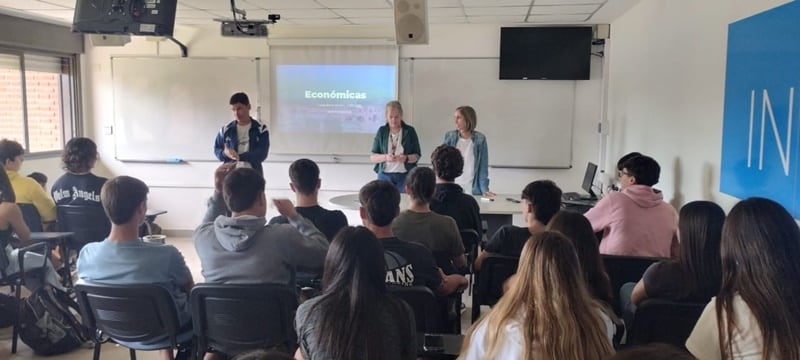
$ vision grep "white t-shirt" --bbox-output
[461,309,614,360]
[384,131,406,173]
[455,137,475,192]
[687,296,769,359]
[236,124,250,154]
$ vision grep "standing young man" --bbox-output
[214,92,270,177]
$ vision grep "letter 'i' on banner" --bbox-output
[394,0,429,45]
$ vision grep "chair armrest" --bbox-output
[16,241,50,279]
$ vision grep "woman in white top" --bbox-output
[442,106,494,197]
[459,231,615,360]
[686,197,800,360]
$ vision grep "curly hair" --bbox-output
[431,144,463,182]
[62,137,98,173]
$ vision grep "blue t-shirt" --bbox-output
[77,238,193,325]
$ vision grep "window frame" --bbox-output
[0,46,81,158]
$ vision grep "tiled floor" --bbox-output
[0,236,479,359]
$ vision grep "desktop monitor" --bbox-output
[581,162,598,199]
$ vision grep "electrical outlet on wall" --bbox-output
[104,125,113,135]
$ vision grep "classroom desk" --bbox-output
[328,193,521,237]
[30,231,75,288]
[562,199,597,214]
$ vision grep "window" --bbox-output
[0,51,78,154]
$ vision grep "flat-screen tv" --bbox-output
[73,0,178,37]
[499,26,592,80]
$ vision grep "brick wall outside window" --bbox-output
[0,68,25,143]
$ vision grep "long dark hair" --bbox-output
[677,201,724,301]
[546,211,613,303]
[717,198,800,359]
[0,164,15,203]
[306,226,399,360]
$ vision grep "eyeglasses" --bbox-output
[618,170,632,177]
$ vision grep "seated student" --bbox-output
[392,167,466,273]
[474,180,562,271]
[0,139,56,224]
[51,137,107,207]
[585,155,678,257]
[295,226,416,360]
[686,198,800,359]
[627,201,724,307]
[359,180,466,296]
[429,145,482,235]
[268,158,347,240]
[0,165,63,292]
[547,211,614,305]
[27,172,47,190]
[459,231,615,360]
[77,176,193,360]
[194,164,328,286]
[611,152,642,191]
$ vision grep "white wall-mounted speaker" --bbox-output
[595,24,610,39]
[394,0,429,45]
[89,34,131,46]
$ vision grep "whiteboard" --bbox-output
[111,57,264,161]
[401,58,575,168]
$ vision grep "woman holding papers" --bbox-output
[443,106,494,197]
[370,101,420,192]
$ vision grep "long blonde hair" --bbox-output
[460,231,614,360]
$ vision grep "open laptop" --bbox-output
[562,162,598,205]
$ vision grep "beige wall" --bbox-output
[605,0,791,212]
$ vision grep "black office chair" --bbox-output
[601,255,664,314]
[471,254,519,322]
[57,205,111,252]
[627,299,707,348]
[389,286,447,333]
[459,229,480,294]
[0,232,49,354]
[18,203,43,232]
[74,283,191,360]
[190,283,298,359]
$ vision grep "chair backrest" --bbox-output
[388,285,445,333]
[601,255,663,301]
[74,283,179,347]
[57,205,111,251]
[628,299,707,348]
[476,254,519,306]
[460,229,480,258]
[191,283,298,356]
[19,203,43,232]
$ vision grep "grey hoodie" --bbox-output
[193,192,329,286]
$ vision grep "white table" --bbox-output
[328,193,522,236]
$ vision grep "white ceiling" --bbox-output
[0,0,641,26]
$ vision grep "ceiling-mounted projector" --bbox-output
[217,14,280,37]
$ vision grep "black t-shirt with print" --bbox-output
[381,237,442,293]
[51,173,107,207]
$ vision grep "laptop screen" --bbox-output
[581,162,598,198]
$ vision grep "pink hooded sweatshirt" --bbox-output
[585,185,678,257]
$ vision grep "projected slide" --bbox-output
[275,65,396,134]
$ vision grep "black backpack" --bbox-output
[18,286,91,355]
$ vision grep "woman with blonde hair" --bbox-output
[443,106,494,197]
[459,231,615,360]
[370,101,421,192]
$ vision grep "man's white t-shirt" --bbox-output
[236,124,252,169]
[384,131,406,173]
[455,137,475,192]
